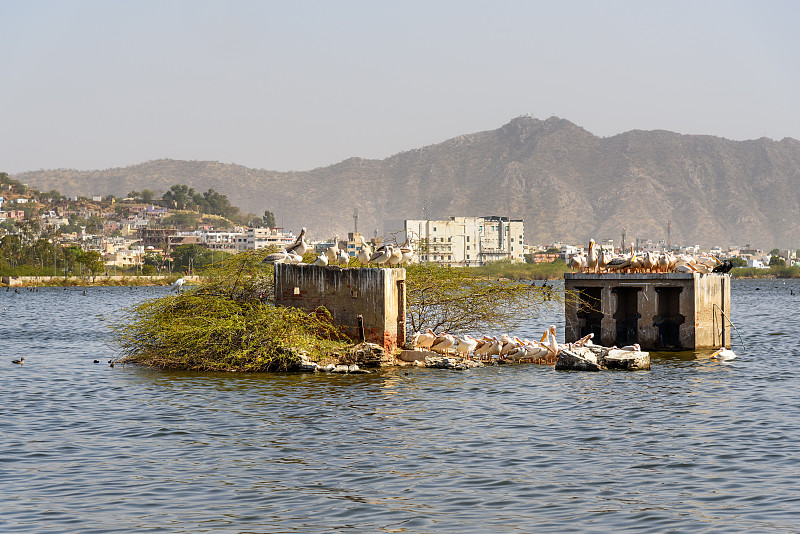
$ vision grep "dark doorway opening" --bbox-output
[654,286,685,349]
[612,287,641,346]
[576,287,603,341]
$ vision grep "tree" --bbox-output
[162,184,196,210]
[404,263,557,335]
[769,248,780,256]
[140,189,156,202]
[77,250,105,278]
[172,244,213,273]
[263,210,276,228]
[769,255,786,267]
[729,256,747,268]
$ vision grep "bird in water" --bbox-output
[710,347,737,361]
[170,277,186,293]
[12,357,24,365]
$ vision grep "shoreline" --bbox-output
[1,274,203,287]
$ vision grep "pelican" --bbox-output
[569,253,585,273]
[369,245,392,265]
[414,328,437,350]
[597,250,611,273]
[545,325,561,357]
[711,347,737,361]
[11,357,24,365]
[430,332,456,354]
[285,227,310,256]
[336,248,349,266]
[606,254,633,273]
[170,277,186,293]
[573,333,594,347]
[287,250,304,264]
[485,337,503,358]
[263,250,290,264]
[399,241,414,264]
[586,239,598,273]
[473,336,494,357]
[387,246,403,266]
[658,253,670,273]
[619,343,641,351]
[313,253,328,267]
[455,335,478,357]
[643,252,656,273]
[325,236,340,264]
[358,236,372,265]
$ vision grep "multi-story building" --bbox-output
[404,216,524,266]
[235,227,295,251]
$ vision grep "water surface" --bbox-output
[2,281,799,533]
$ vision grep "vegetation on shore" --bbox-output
[730,265,800,278]
[111,251,348,372]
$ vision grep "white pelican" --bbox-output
[545,325,561,357]
[263,250,290,264]
[606,254,633,273]
[658,253,670,273]
[414,328,437,350]
[287,250,303,264]
[313,253,328,267]
[643,252,656,273]
[285,227,310,256]
[473,336,494,357]
[336,248,349,266]
[569,253,585,273]
[597,250,611,273]
[170,277,186,293]
[325,236,340,264]
[499,334,518,357]
[430,332,456,354]
[387,246,403,266]
[399,242,414,264]
[619,344,641,351]
[711,347,737,361]
[485,337,503,358]
[358,236,372,265]
[369,245,392,265]
[573,333,594,347]
[455,335,478,357]
[586,239,598,273]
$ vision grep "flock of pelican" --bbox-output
[263,228,414,267]
[569,239,733,274]
[411,325,634,364]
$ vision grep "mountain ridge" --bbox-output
[12,116,800,249]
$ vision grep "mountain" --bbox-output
[13,117,800,249]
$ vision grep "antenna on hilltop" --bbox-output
[667,220,672,249]
[353,208,358,234]
[621,227,626,253]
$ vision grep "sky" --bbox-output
[2,0,799,174]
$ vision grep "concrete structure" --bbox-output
[275,264,406,353]
[564,273,731,351]
[404,216,524,266]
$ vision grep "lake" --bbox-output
[2,279,799,533]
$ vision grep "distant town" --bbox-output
[1,172,798,277]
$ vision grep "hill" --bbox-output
[12,116,800,249]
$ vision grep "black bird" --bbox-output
[12,358,24,365]
[713,260,734,274]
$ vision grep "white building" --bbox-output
[404,216,524,266]
[235,227,295,251]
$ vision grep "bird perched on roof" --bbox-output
[325,236,340,264]
[336,247,349,266]
[285,227,310,256]
[313,253,329,266]
[586,239,598,273]
[369,245,392,265]
[713,260,734,273]
[170,277,186,293]
[358,236,372,265]
[399,241,414,264]
[262,250,290,264]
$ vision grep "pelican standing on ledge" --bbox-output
[586,239,598,273]
[358,236,372,265]
[325,236,340,264]
[285,227,310,256]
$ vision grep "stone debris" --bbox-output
[555,345,650,371]
[423,355,484,370]
[333,342,393,367]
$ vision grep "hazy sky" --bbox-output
[3,0,798,174]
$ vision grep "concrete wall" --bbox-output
[274,264,406,352]
[565,273,731,350]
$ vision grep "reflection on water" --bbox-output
[2,281,800,533]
